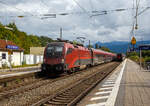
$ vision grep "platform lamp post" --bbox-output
[140,48,142,70]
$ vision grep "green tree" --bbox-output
[0,22,54,54]
[101,46,111,52]
[39,36,53,47]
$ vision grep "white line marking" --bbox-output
[104,82,115,84]
[101,84,114,87]
[95,91,112,95]
[107,76,116,80]
[105,59,127,106]
[90,96,109,101]
[105,81,115,83]
[105,80,115,81]
[99,87,113,90]
[86,102,106,106]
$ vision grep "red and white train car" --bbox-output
[42,41,116,74]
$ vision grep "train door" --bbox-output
[78,49,81,65]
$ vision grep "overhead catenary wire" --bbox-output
[0,1,149,20]
[72,0,90,16]
[40,0,49,8]
[137,7,150,16]
[89,0,94,12]
[0,1,34,16]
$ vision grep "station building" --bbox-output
[0,39,24,68]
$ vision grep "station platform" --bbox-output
[77,59,150,106]
[0,66,41,79]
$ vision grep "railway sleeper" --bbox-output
[59,94,75,97]
[52,98,72,103]
[62,92,81,96]
[55,96,74,100]
[46,100,68,105]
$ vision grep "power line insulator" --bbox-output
[135,24,138,30]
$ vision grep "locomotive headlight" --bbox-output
[43,58,46,63]
[61,59,64,63]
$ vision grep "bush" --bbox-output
[129,55,140,62]
[127,51,139,57]
[144,57,150,62]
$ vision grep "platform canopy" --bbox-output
[139,44,150,50]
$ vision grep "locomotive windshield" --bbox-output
[46,43,64,57]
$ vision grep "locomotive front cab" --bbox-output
[42,42,65,74]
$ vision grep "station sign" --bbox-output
[6,45,19,50]
[139,45,150,50]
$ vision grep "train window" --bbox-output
[47,47,53,53]
[67,48,73,54]
[55,46,63,52]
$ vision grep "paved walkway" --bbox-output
[115,59,150,106]
[77,60,126,106]
[77,59,150,106]
[0,66,41,79]
[0,65,40,75]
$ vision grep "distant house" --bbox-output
[0,39,24,68]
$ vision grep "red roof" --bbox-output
[0,39,23,51]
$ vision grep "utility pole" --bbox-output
[135,0,138,30]
[60,27,62,40]
[89,40,91,48]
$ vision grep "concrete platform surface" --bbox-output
[0,70,41,79]
[115,59,150,106]
[77,59,150,106]
[0,66,41,76]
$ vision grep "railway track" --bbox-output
[0,72,67,100]
[32,62,120,106]
[0,62,120,106]
[0,63,104,101]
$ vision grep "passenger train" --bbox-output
[41,40,117,75]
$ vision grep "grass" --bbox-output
[0,64,40,69]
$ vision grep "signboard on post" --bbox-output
[139,45,150,50]
[139,44,150,70]
[131,36,136,45]
[6,45,19,50]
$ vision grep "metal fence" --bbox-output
[142,62,150,70]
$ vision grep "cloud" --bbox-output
[0,0,150,44]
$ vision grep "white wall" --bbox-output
[12,52,24,66]
[23,54,34,65]
[23,54,43,65]
[0,52,42,68]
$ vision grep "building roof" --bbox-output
[0,39,23,51]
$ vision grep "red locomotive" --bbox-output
[41,41,116,74]
[116,53,125,61]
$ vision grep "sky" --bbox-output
[0,0,150,44]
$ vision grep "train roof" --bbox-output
[91,48,116,56]
[47,41,116,56]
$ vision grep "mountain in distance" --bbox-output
[93,40,150,53]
